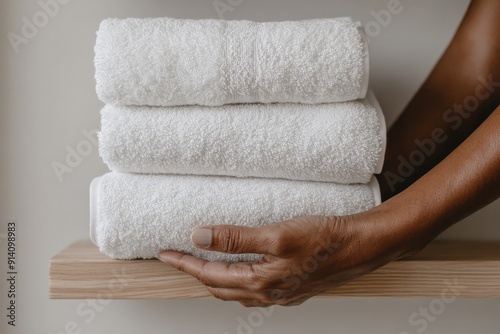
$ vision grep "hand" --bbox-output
[158,213,420,307]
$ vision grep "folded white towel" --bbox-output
[98,91,386,184]
[99,92,386,183]
[90,173,381,262]
[95,17,369,107]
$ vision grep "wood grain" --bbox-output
[49,240,500,299]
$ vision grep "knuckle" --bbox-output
[197,274,213,287]
[176,257,188,273]
[248,278,265,292]
[256,281,271,292]
[209,289,229,301]
[256,292,274,305]
[269,231,291,256]
[247,274,275,292]
[270,240,287,256]
[218,228,241,253]
[197,264,215,287]
[245,266,261,292]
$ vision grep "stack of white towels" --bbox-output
[90,17,386,262]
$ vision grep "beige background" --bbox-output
[1,0,499,333]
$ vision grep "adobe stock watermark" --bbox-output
[383,74,500,192]
[213,0,245,19]
[399,278,466,334]
[52,128,98,183]
[224,239,339,334]
[48,268,132,334]
[363,0,411,42]
[7,0,72,54]
[212,0,410,41]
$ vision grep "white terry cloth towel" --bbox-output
[90,173,382,262]
[94,17,369,107]
[98,91,386,184]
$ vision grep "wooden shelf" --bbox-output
[49,240,500,299]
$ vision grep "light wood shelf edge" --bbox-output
[49,240,500,299]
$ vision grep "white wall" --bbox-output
[1,0,499,333]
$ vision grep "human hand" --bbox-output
[158,213,423,307]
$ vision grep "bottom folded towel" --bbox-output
[90,173,381,262]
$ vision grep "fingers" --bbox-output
[190,225,284,256]
[158,250,267,289]
[208,287,306,307]
[158,251,314,306]
[157,218,337,306]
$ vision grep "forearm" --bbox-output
[369,105,500,254]
[378,0,500,199]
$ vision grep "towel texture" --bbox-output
[99,92,386,184]
[90,173,381,262]
[95,17,369,107]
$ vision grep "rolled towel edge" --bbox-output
[358,24,370,100]
[366,90,387,174]
[89,176,101,245]
[369,175,382,207]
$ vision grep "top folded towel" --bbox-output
[95,17,369,107]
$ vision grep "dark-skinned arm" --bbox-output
[378,0,500,199]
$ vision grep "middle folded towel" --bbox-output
[99,92,386,184]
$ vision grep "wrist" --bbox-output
[357,194,440,259]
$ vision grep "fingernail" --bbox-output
[191,227,212,248]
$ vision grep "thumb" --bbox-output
[190,225,280,255]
